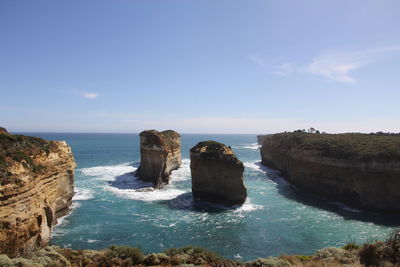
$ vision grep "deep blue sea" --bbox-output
[22,133,400,261]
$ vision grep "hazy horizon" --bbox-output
[1,0,400,134]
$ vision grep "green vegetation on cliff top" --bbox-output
[190,140,227,153]
[0,129,53,177]
[267,131,400,162]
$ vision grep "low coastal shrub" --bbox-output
[165,246,222,264]
[342,236,360,251]
[143,253,170,265]
[294,254,313,261]
[0,254,13,267]
[105,245,144,264]
[246,257,290,267]
[359,228,400,266]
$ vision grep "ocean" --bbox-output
[23,133,400,261]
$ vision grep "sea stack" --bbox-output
[0,128,76,257]
[190,141,247,205]
[138,130,181,188]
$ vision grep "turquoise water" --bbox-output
[24,133,400,261]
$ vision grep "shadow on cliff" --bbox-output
[261,164,400,227]
[160,192,244,214]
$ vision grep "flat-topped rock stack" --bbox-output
[190,141,247,205]
[138,130,181,188]
[0,128,76,257]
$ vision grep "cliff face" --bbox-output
[257,134,272,145]
[260,132,400,212]
[138,130,181,188]
[190,141,247,205]
[0,130,76,257]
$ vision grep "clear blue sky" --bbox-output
[1,0,400,133]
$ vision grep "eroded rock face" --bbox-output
[260,133,400,212]
[138,130,181,188]
[190,141,247,205]
[0,129,76,257]
[257,134,272,145]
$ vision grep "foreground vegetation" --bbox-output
[1,229,399,267]
[267,130,400,162]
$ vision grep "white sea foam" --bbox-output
[244,161,263,172]
[232,143,261,150]
[105,184,186,201]
[234,199,263,213]
[51,202,81,237]
[242,143,261,150]
[73,188,94,201]
[87,239,100,243]
[80,163,136,181]
[169,159,191,182]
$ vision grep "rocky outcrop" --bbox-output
[260,132,400,212]
[257,134,272,145]
[190,141,247,205]
[138,130,181,188]
[0,129,76,257]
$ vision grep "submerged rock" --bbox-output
[138,130,181,188]
[190,140,247,205]
[0,129,76,257]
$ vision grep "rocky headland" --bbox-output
[138,130,181,188]
[0,129,76,257]
[260,131,400,212]
[190,141,247,205]
[257,134,272,145]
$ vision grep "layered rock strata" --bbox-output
[190,141,247,205]
[0,129,76,257]
[260,132,400,212]
[138,130,181,188]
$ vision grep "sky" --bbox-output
[1,0,400,134]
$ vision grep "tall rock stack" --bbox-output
[138,130,181,188]
[0,128,76,257]
[190,141,247,205]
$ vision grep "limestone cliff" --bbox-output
[138,130,181,188]
[0,129,76,257]
[257,134,272,145]
[260,132,400,212]
[190,141,247,205]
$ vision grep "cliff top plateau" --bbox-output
[139,130,181,148]
[190,140,242,165]
[0,128,68,179]
[265,131,400,163]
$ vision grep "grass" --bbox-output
[265,131,400,162]
[342,236,360,251]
